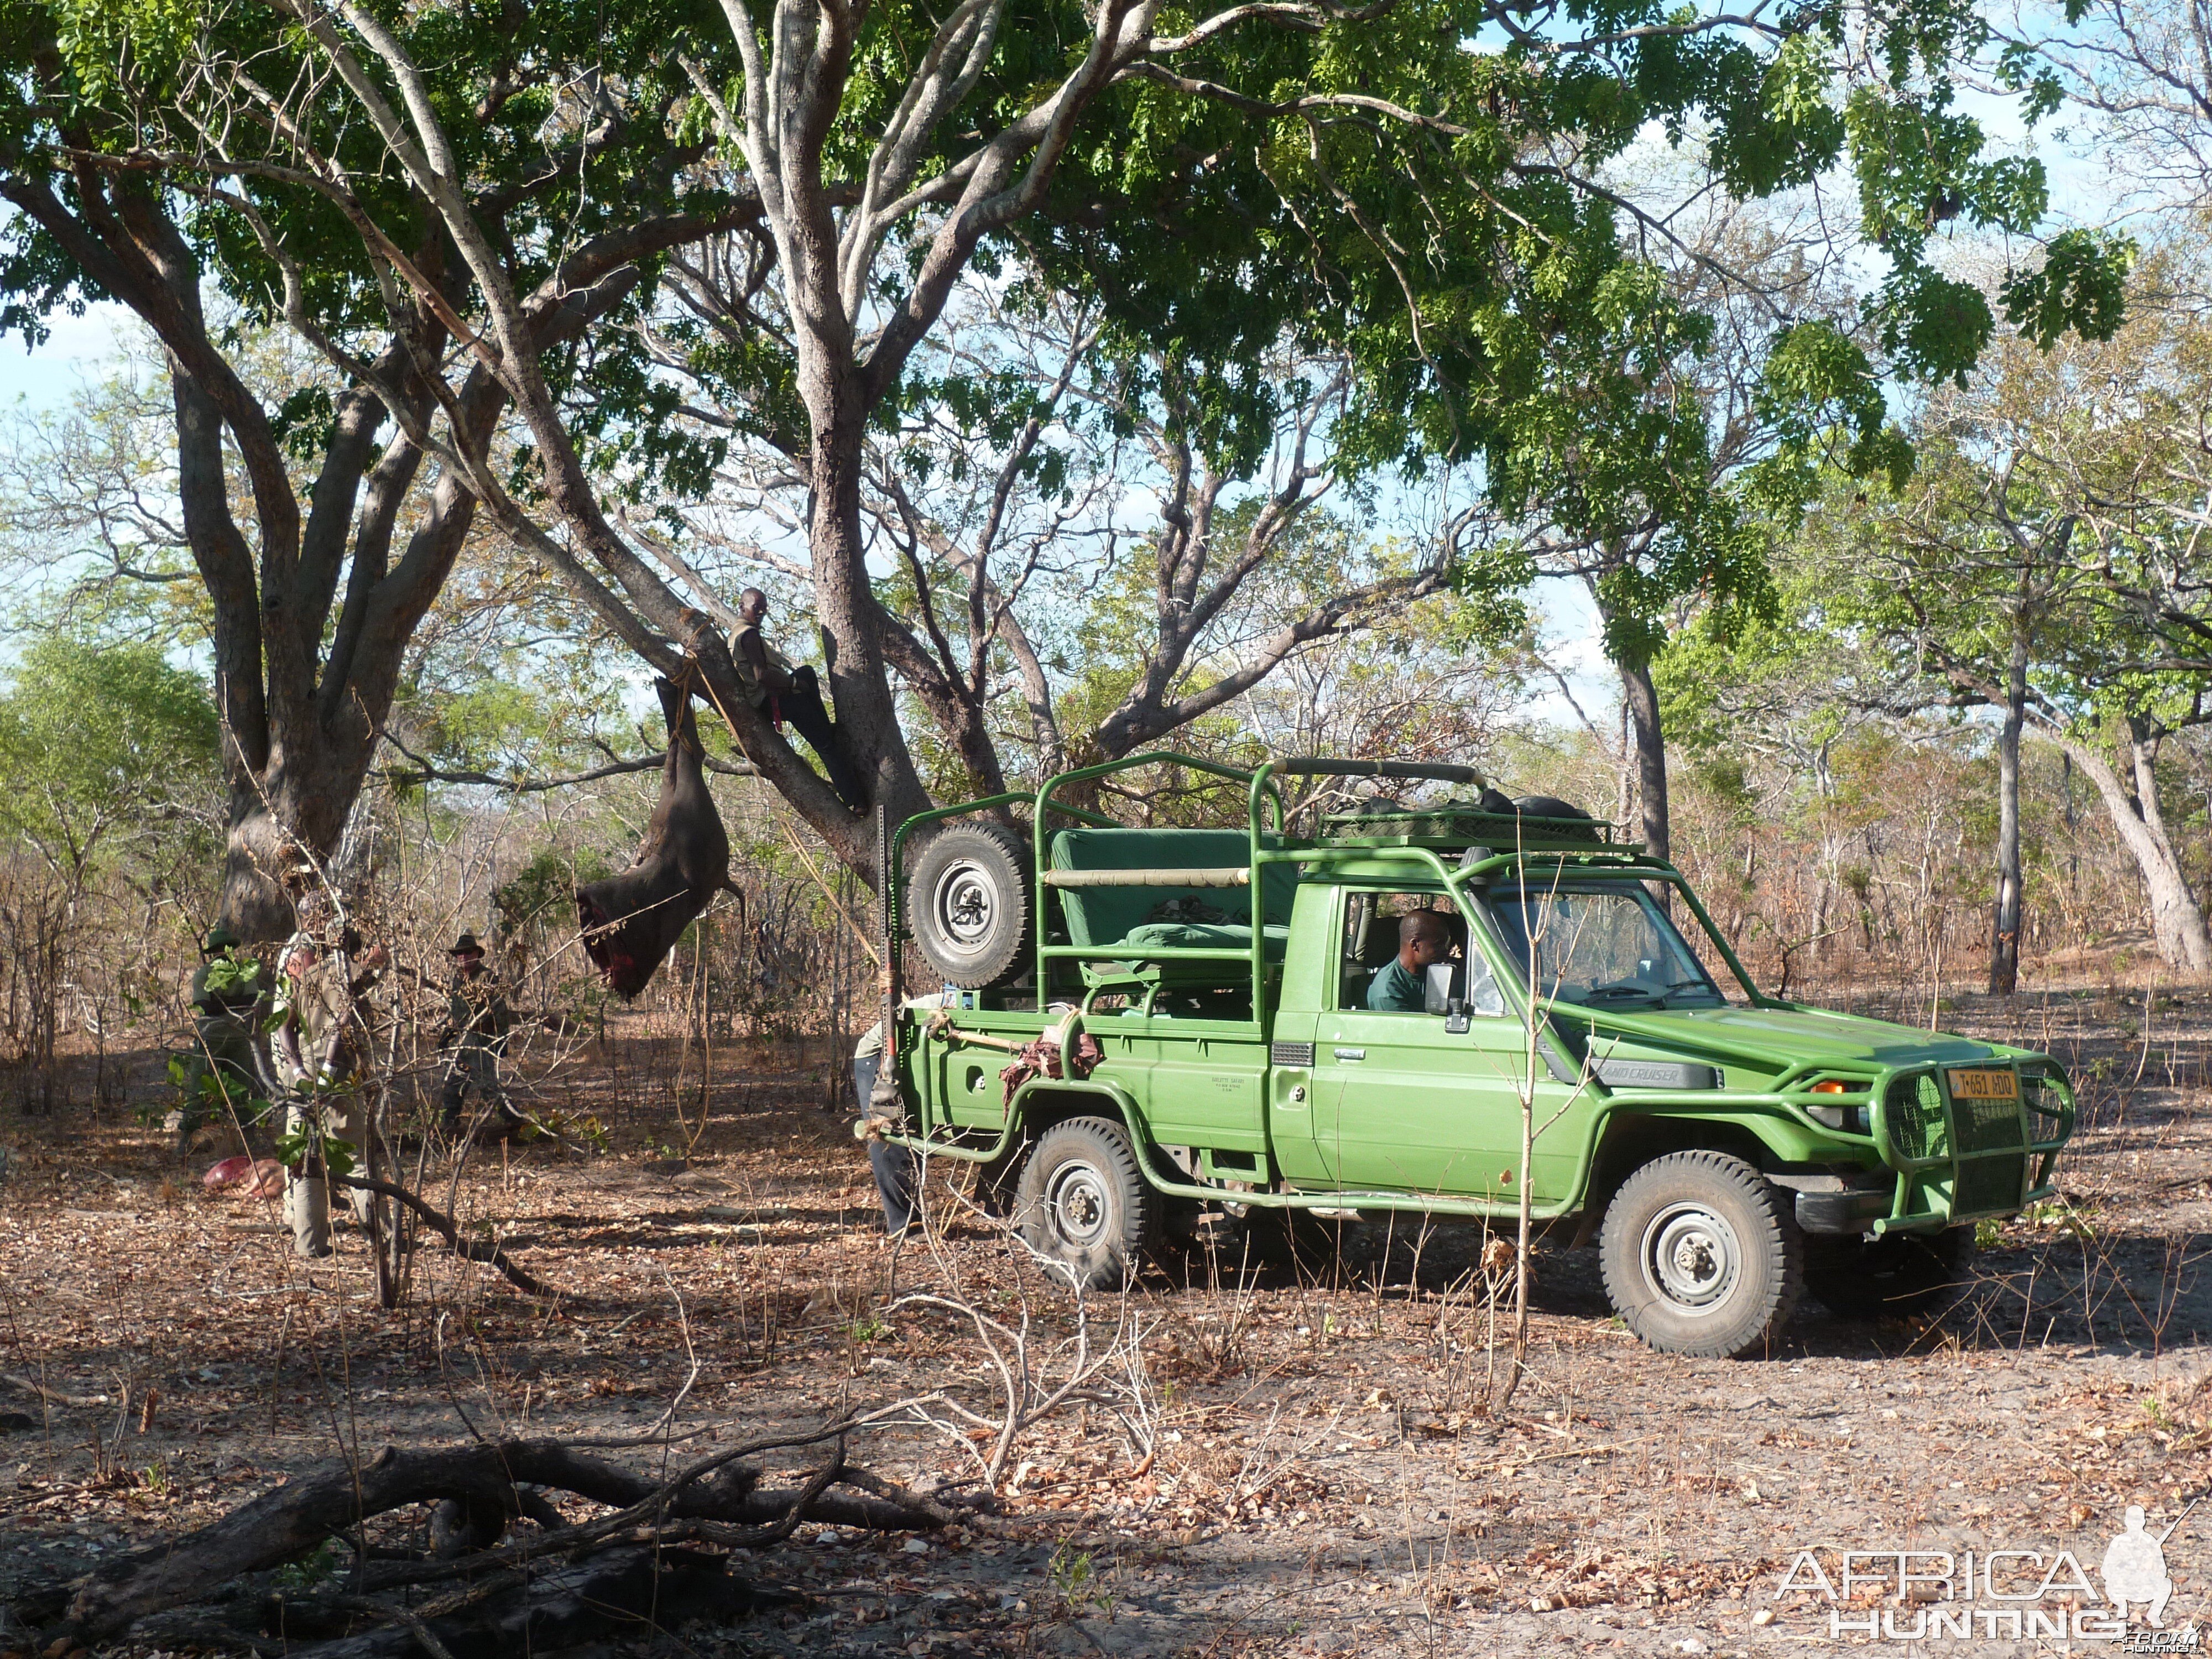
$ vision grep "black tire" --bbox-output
[1599,1151,1802,1358]
[1804,1227,1973,1320]
[909,821,1032,989]
[1014,1117,1155,1289]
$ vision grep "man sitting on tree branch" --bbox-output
[729,588,866,813]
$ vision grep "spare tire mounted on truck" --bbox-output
[909,820,1032,989]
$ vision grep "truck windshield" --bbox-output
[1486,883,1730,1010]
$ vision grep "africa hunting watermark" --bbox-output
[1770,1500,2201,1647]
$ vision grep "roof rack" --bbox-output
[1321,805,1615,848]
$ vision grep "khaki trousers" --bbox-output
[285,1088,373,1258]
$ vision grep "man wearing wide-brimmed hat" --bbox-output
[440,932,518,1135]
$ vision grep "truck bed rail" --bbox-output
[1042,867,1252,888]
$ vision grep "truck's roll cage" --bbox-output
[884,748,1778,1035]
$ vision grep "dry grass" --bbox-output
[1,971,2210,1657]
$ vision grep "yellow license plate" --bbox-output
[1947,1068,2018,1102]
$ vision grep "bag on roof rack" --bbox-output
[1321,792,1609,846]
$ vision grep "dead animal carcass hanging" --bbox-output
[576,677,729,998]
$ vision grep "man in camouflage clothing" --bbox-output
[440,933,519,1135]
[272,924,388,1258]
[170,925,269,1151]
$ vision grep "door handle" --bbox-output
[1333,1047,1365,1061]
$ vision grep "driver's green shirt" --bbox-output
[1366,958,1426,1013]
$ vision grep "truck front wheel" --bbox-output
[1600,1151,1803,1358]
[1015,1117,1155,1289]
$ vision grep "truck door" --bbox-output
[1309,887,1528,1198]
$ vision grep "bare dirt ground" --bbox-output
[4,978,2212,1658]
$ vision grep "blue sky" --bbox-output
[2,281,133,414]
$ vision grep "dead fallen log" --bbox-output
[329,1174,559,1301]
[121,1611,287,1656]
[345,1442,854,1595]
[58,1428,940,1644]
[64,1442,536,1640]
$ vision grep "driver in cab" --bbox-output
[1368,911,1453,1013]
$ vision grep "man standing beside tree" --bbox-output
[272,916,388,1258]
[440,933,519,1136]
[170,925,269,1154]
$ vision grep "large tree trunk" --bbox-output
[5,3,790,942]
[2038,727,2212,972]
[206,473,481,942]
[221,774,352,942]
[144,215,498,942]
[1620,660,1671,863]
[1988,617,2028,995]
[217,722,393,939]
[808,404,932,828]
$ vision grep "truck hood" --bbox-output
[1576,1002,2013,1073]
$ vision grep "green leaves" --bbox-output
[1750,333,1896,535]
[0,633,222,874]
[166,1052,272,1125]
[1869,264,1994,388]
[4,0,720,494]
[273,387,338,467]
[1706,33,1846,195]
[396,670,628,792]
[2002,229,2136,350]
[1016,0,2106,682]
[1,0,2134,808]
[1995,41,2067,124]
[49,0,200,97]
[1447,540,1537,653]
[201,953,266,998]
[274,1120,356,1178]
[1703,247,2212,806]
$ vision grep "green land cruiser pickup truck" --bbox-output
[875,752,2074,1358]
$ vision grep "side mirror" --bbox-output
[1444,997,1470,1035]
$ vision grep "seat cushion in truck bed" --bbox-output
[1048,828,1296,948]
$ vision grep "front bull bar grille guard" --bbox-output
[1870,1064,2075,1234]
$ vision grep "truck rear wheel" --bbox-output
[1015,1117,1154,1289]
[1804,1228,1971,1320]
[1600,1151,1802,1358]
[909,821,1032,989]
